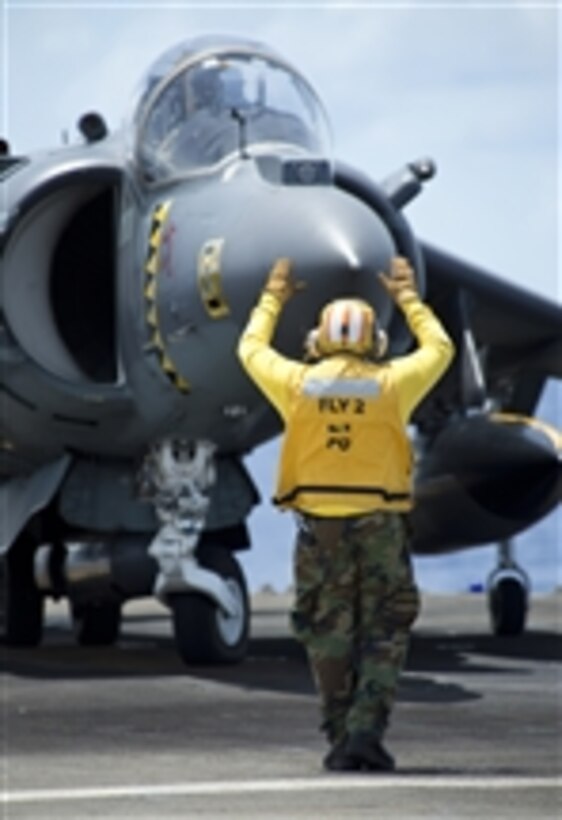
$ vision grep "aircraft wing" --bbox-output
[415,243,562,426]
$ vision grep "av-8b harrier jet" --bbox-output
[0,36,560,664]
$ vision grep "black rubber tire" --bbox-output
[170,547,249,665]
[489,577,527,636]
[0,536,44,647]
[71,599,122,646]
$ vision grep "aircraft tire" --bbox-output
[171,547,249,665]
[71,599,122,646]
[489,577,527,636]
[0,535,44,646]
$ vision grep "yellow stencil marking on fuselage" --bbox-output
[197,238,230,319]
[143,201,190,394]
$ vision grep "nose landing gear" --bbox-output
[142,439,250,664]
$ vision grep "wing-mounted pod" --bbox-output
[1,148,124,386]
[333,158,435,355]
[412,412,562,553]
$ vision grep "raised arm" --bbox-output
[237,258,306,420]
[379,257,455,422]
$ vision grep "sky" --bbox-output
[1,1,560,595]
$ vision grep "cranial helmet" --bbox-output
[307,298,388,359]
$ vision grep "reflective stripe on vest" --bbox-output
[274,484,411,506]
[301,377,381,398]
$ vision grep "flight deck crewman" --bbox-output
[237,256,454,772]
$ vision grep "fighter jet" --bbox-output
[1,35,560,664]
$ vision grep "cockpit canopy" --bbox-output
[131,36,333,183]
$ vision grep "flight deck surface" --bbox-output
[1,591,560,819]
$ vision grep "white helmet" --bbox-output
[307,298,387,359]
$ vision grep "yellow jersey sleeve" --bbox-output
[390,296,455,423]
[237,292,305,421]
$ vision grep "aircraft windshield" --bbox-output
[133,44,332,182]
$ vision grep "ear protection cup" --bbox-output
[374,328,388,359]
[303,328,321,361]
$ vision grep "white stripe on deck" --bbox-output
[1,776,560,804]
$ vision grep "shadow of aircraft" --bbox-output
[2,606,559,709]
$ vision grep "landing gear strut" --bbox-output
[142,439,250,665]
[487,540,529,636]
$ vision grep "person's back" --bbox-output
[274,352,414,516]
[238,255,454,772]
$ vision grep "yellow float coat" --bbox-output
[238,292,454,516]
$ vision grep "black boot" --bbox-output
[345,733,396,772]
[323,738,360,772]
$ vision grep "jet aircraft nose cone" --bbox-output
[154,180,400,385]
[223,183,397,341]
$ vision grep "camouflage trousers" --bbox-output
[291,511,420,744]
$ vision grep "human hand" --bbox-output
[264,258,306,305]
[378,256,418,304]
